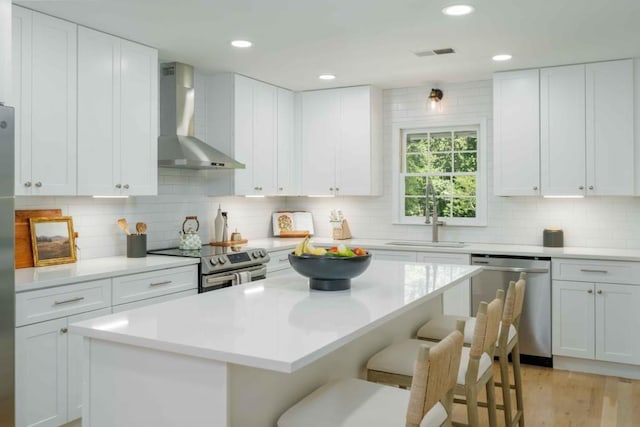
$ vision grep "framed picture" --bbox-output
[29,216,77,267]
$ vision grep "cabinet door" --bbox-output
[493,69,540,196]
[251,80,277,194]
[119,39,158,196]
[12,6,32,195]
[540,65,586,196]
[585,60,634,196]
[301,89,339,195]
[277,88,297,195]
[416,252,470,316]
[29,11,77,195]
[67,308,111,422]
[0,0,9,104]
[15,318,68,427]
[77,27,120,196]
[336,86,371,195]
[552,280,595,359]
[233,75,255,195]
[595,283,640,364]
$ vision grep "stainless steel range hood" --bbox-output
[158,62,244,169]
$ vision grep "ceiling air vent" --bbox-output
[414,48,456,57]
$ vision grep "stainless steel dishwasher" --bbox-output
[471,255,552,367]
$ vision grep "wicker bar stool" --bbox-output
[417,274,527,427]
[366,293,504,427]
[278,326,465,427]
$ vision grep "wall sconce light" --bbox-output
[428,88,443,110]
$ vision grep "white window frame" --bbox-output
[391,118,487,226]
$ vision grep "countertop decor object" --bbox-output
[179,216,202,250]
[288,253,372,291]
[29,216,77,267]
[543,227,564,247]
[273,211,314,237]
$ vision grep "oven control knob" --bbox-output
[209,258,218,266]
[260,249,267,257]
[218,256,227,264]
[252,251,259,259]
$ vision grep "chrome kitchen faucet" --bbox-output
[425,178,446,243]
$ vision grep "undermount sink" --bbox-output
[386,241,467,248]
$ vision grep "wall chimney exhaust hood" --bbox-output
[158,62,244,169]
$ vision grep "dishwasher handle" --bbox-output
[473,265,549,274]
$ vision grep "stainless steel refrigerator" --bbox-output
[0,104,15,426]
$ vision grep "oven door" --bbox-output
[200,264,267,293]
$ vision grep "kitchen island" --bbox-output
[70,260,481,427]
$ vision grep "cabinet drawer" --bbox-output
[111,289,197,313]
[416,252,470,265]
[266,249,292,273]
[16,279,111,327]
[112,265,197,306]
[553,259,640,284]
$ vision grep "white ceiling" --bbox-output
[16,0,640,90]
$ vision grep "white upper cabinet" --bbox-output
[540,64,586,196]
[77,26,158,196]
[301,85,382,196]
[540,60,634,196]
[0,0,10,104]
[276,87,298,195]
[12,6,77,195]
[207,73,293,196]
[585,60,634,196]
[493,69,540,196]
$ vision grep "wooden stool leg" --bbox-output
[465,386,480,427]
[499,350,513,426]
[512,342,525,427]
[485,376,498,427]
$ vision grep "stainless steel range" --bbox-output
[148,245,270,293]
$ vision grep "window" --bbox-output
[393,120,487,226]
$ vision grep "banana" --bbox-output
[294,236,310,256]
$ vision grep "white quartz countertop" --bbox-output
[253,237,640,262]
[15,256,200,293]
[69,260,481,373]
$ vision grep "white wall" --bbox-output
[16,79,640,260]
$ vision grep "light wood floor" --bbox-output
[450,363,640,427]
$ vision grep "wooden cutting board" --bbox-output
[15,209,62,268]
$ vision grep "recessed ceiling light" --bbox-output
[230,40,252,48]
[318,74,336,80]
[442,4,475,16]
[492,54,513,61]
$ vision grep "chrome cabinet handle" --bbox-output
[278,187,283,191]
[580,269,608,274]
[533,186,538,191]
[588,185,594,190]
[587,289,593,294]
[597,290,603,295]
[115,183,122,189]
[123,184,130,189]
[579,185,584,190]
[335,187,340,191]
[35,181,42,187]
[24,181,32,187]
[60,328,68,334]
[149,280,172,287]
[54,296,85,305]
[278,257,289,262]
[329,187,334,191]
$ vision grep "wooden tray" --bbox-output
[209,239,249,247]
[15,209,62,268]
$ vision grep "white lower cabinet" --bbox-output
[266,249,294,275]
[552,259,640,365]
[15,307,110,427]
[15,264,198,427]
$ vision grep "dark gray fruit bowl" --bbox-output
[288,253,372,291]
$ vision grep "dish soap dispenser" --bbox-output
[214,205,224,242]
